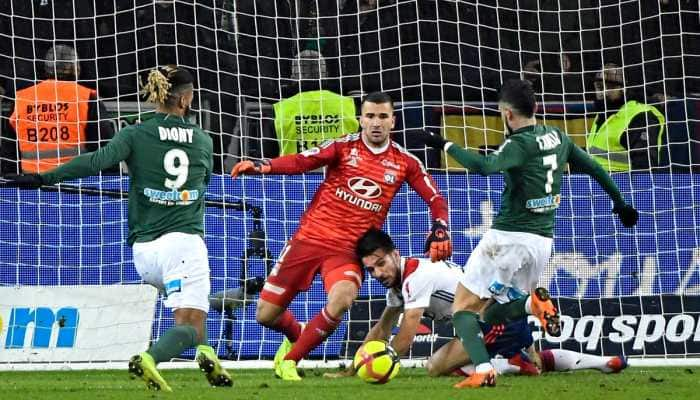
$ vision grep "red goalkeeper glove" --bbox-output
[230,160,271,179]
[424,219,452,262]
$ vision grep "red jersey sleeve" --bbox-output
[405,156,449,224]
[268,140,339,174]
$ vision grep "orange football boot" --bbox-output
[453,368,496,388]
[530,287,561,337]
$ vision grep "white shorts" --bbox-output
[132,232,211,312]
[461,229,553,304]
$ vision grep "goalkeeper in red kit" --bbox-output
[230,91,451,380]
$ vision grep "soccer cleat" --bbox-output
[196,345,233,387]
[530,287,561,337]
[603,356,628,373]
[275,359,302,381]
[274,322,305,371]
[508,352,540,376]
[453,368,496,388]
[128,352,172,392]
[274,337,293,371]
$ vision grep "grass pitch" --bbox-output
[0,367,696,400]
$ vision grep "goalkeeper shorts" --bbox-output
[132,232,211,312]
[260,239,363,308]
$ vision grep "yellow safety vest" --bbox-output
[273,90,359,155]
[586,100,665,172]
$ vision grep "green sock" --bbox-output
[452,311,490,366]
[482,296,528,325]
[200,322,209,346]
[147,325,198,364]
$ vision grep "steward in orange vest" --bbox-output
[8,45,114,173]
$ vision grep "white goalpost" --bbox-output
[0,0,699,371]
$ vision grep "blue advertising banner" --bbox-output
[1,173,699,358]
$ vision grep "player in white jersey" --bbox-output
[326,228,627,378]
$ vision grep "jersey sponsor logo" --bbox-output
[164,279,182,296]
[488,281,506,296]
[335,187,383,212]
[347,177,382,199]
[381,159,401,170]
[525,194,561,212]
[143,187,200,205]
[158,126,194,143]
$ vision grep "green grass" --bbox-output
[0,367,696,400]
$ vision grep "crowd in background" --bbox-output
[0,0,698,173]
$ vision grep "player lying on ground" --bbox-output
[414,79,638,388]
[451,347,627,377]
[4,66,231,392]
[230,92,451,381]
[325,228,626,379]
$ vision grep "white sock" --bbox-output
[491,358,520,375]
[458,364,476,376]
[475,362,494,374]
[549,349,613,372]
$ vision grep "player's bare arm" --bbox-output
[365,305,402,343]
[389,307,424,356]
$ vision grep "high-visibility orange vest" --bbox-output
[10,80,94,173]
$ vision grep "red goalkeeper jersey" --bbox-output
[268,133,449,253]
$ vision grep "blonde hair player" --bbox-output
[4,65,231,392]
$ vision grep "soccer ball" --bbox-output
[353,340,400,384]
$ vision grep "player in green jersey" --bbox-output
[3,65,231,391]
[416,79,638,389]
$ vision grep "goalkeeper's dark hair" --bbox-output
[361,91,394,109]
[498,79,536,118]
[356,228,396,261]
[141,65,194,107]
